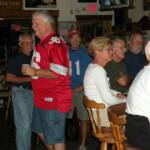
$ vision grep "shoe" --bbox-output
[79,145,86,150]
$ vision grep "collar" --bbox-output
[39,32,57,45]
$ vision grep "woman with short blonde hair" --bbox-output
[84,36,126,127]
[88,36,112,58]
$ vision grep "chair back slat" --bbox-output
[96,109,101,132]
[87,108,97,133]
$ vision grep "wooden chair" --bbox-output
[108,107,127,150]
[84,96,115,150]
[108,106,141,150]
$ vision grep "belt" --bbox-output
[15,85,32,90]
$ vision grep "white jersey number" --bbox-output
[70,60,80,75]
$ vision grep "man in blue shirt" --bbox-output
[67,29,91,150]
[6,33,34,150]
[124,32,147,82]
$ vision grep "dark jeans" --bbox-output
[125,113,150,150]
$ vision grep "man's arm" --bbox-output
[5,73,31,83]
[117,75,129,86]
[72,85,83,96]
[34,68,56,79]
[22,66,56,79]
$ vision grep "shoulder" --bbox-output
[125,51,133,58]
[89,64,106,76]
[142,65,150,77]
[8,53,20,62]
[106,61,116,67]
[105,61,118,71]
[79,47,88,54]
[43,35,68,53]
[49,35,66,46]
[79,47,91,60]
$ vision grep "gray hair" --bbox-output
[18,33,32,44]
[32,10,54,24]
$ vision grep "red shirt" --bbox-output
[31,32,72,112]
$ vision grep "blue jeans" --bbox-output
[12,86,33,150]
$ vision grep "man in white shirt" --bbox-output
[125,40,150,150]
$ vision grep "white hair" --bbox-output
[32,10,54,24]
[18,33,32,44]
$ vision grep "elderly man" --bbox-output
[105,38,129,94]
[124,32,147,81]
[22,11,72,150]
[6,33,34,150]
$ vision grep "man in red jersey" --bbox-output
[22,10,72,150]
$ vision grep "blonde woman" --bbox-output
[83,36,126,127]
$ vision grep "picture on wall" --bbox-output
[23,0,57,10]
[100,0,131,10]
[78,0,97,2]
[143,0,150,10]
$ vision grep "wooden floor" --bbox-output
[0,107,99,150]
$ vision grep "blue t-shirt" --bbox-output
[124,50,147,80]
[69,47,91,89]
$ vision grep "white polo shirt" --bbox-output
[126,65,150,121]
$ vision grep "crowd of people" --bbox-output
[5,10,150,150]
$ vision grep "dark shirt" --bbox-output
[6,52,32,88]
[105,60,128,93]
[124,51,147,80]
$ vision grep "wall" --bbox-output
[57,0,149,25]
[128,0,149,22]
[0,0,148,24]
[57,0,114,24]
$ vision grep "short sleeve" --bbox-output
[49,42,69,76]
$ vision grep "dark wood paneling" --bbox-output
[0,0,59,18]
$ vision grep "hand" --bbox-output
[26,77,31,82]
[22,65,35,76]
[72,86,83,96]
[116,92,126,99]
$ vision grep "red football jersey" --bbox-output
[31,32,72,112]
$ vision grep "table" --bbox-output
[108,102,126,116]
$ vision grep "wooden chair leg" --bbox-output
[101,142,107,150]
[112,144,116,150]
[5,95,11,121]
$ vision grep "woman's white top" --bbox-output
[83,63,126,126]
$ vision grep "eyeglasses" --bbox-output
[113,46,126,52]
